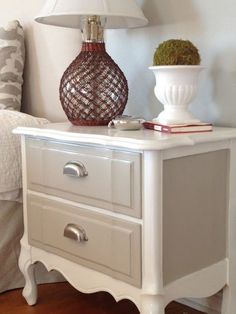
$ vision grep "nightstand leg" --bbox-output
[18,243,38,305]
[222,285,236,314]
[141,295,165,314]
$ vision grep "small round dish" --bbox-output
[108,116,144,131]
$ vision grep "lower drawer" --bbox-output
[27,194,141,287]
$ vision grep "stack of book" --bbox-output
[143,121,213,134]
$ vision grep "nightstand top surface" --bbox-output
[14,122,236,151]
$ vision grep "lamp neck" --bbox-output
[81,16,105,43]
[81,42,106,52]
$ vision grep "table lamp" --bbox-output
[35,0,148,126]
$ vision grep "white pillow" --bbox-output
[0,20,25,111]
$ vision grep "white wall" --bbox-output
[1,0,236,126]
[107,0,236,127]
[0,0,79,121]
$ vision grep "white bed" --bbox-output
[0,200,23,293]
[0,200,65,293]
[0,111,64,293]
[0,14,65,292]
[0,200,64,293]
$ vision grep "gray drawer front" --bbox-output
[26,138,142,218]
[28,195,142,287]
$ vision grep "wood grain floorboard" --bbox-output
[0,282,205,314]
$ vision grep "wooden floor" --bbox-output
[0,282,205,314]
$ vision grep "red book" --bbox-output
[143,121,213,134]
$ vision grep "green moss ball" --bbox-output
[153,39,201,66]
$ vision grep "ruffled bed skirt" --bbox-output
[0,200,64,294]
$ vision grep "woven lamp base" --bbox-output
[59,42,128,126]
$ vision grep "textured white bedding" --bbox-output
[0,111,64,293]
[0,110,48,201]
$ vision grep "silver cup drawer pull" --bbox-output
[63,161,88,178]
[64,224,88,243]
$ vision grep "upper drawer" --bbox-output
[26,138,142,218]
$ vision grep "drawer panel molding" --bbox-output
[27,194,142,287]
[26,139,142,218]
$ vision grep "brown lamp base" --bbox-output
[69,119,110,126]
[60,42,128,126]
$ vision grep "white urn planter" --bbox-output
[149,65,204,125]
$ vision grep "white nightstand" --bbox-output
[14,123,236,314]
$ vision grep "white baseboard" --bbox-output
[179,292,222,314]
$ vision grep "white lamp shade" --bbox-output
[35,0,148,29]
